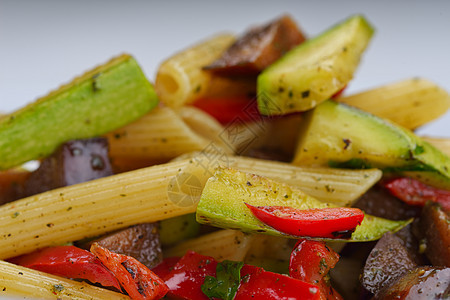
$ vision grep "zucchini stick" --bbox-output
[0,54,158,170]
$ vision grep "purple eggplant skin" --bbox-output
[354,185,421,221]
[416,201,450,267]
[204,14,306,76]
[21,137,113,197]
[77,223,162,269]
[361,232,422,295]
[374,266,450,299]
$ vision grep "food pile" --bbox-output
[0,14,449,299]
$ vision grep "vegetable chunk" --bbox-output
[196,167,410,241]
[257,15,373,115]
[0,54,158,170]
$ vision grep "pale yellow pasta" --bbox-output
[421,136,450,157]
[0,153,380,259]
[336,78,450,129]
[233,157,381,206]
[175,153,382,206]
[0,260,128,299]
[178,106,234,153]
[164,229,254,262]
[105,106,233,171]
[155,34,235,107]
[0,159,199,259]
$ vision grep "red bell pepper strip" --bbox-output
[8,245,121,290]
[384,177,450,211]
[164,251,218,300]
[151,256,181,280]
[289,239,339,284]
[290,239,342,300]
[235,264,320,300]
[90,243,168,300]
[245,203,364,238]
[192,95,261,125]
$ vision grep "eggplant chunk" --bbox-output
[204,15,306,76]
[22,137,113,197]
[78,223,162,269]
[361,232,421,295]
[375,266,450,299]
[0,170,30,205]
[417,202,450,267]
[354,185,421,221]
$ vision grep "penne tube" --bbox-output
[174,153,382,206]
[164,229,253,262]
[155,34,236,108]
[0,159,199,259]
[234,157,382,206]
[336,78,450,130]
[0,154,379,259]
[0,260,128,299]
[105,106,233,172]
[421,136,450,157]
[178,106,233,153]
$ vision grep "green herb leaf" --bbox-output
[201,260,244,300]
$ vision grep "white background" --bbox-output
[1,0,449,137]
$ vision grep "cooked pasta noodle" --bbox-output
[155,34,235,107]
[0,159,197,259]
[164,229,253,262]
[106,106,233,171]
[336,78,450,129]
[175,153,382,206]
[0,155,380,259]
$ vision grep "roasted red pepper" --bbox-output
[384,177,450,211]
[164,251,218,300]
[151,256,181,280]
[245,203,364,238]
[90,243,168,300]
[8,245,121,290]
[192,95,260,125]
[290,239,342,300]
[235,264,320,300]
[164,251,321,300]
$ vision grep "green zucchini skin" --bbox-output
[257,15,374,115]
[293,100,450,189]
[197,167,410,242]
[0,54,158,170]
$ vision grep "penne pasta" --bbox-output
[421,136,450,157]
[178,106,233,153]
[155,34,236,108]
[0,154,380,260]
[336,78,450,129]
[105,106,233,172]
[0,159,198,259]
[164,229,254,262]
[174,153,382,206]
[0,260,128,299]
